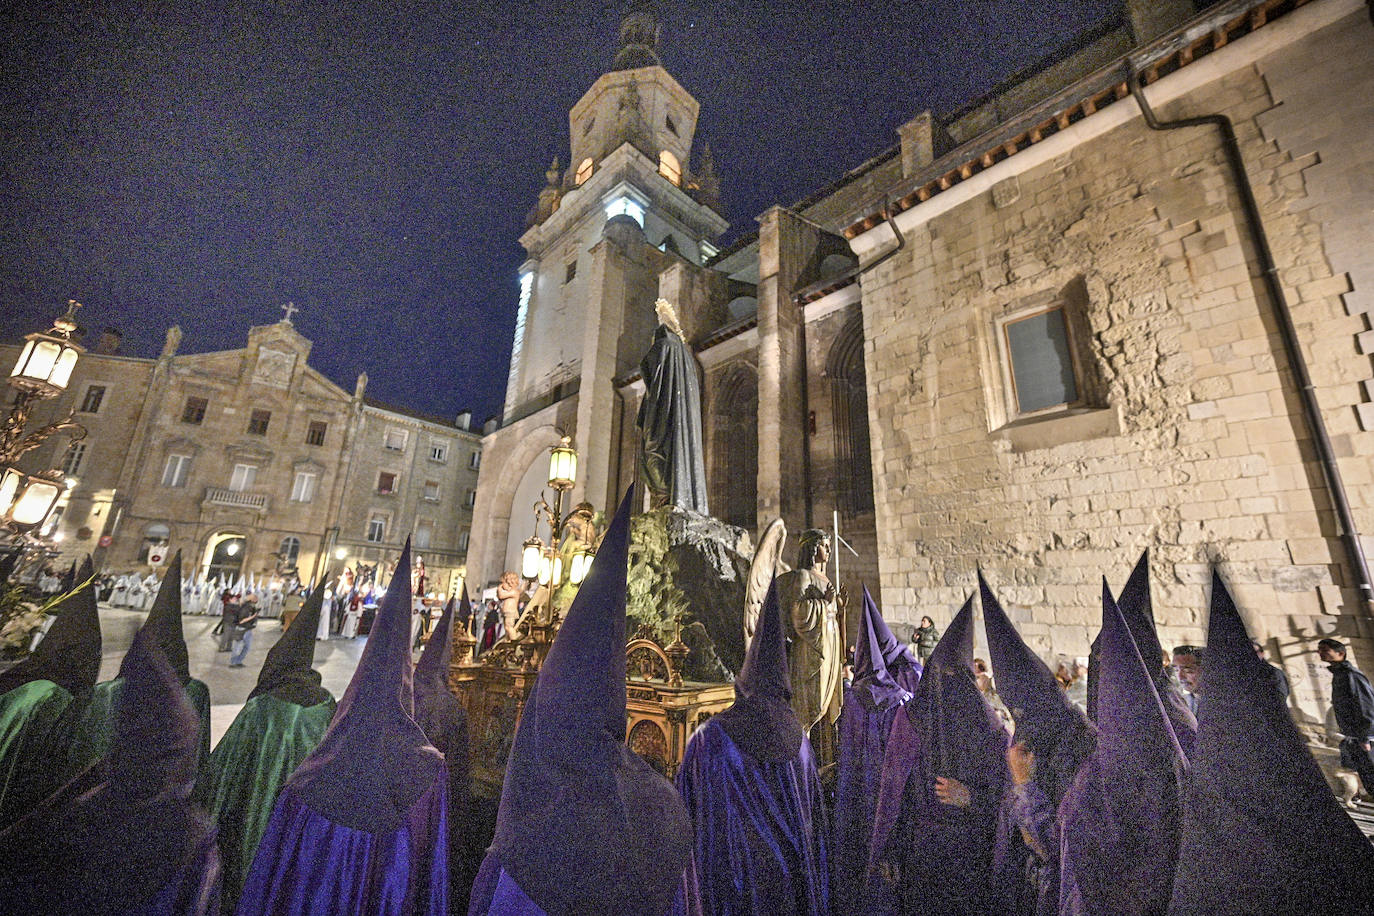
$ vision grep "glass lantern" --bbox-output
[0,467,65,530]
[521,535,544,580]
[569,548,595,585]
[9,302,83,397]
[547,436,577,490]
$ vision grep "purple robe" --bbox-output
[866,595,1010,916]
[833,691,904,916]
[675,719,829,916]
[1059,583,1187,916]
[1167,572,1374,914]
[235,781,448,915]
[467,857,691,916]
[832,586,913,915]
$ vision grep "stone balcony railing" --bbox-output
[203,487,269,511]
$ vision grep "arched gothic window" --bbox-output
[710,365,758,531]
[827,316,874,516]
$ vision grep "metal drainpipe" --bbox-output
[1128,67,1374,615]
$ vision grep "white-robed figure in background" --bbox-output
[318,590,334,641]
[141,574,159,610]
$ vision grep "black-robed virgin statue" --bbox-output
[636,298,709,514]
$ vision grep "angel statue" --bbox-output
[743,522,844,733]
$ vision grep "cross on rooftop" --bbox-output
[280,301,299,323]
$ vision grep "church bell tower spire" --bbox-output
[612,1,662,71]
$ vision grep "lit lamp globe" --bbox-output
[547,437,577,490]
[521,535,544,580]
[0,467,65,531]
[333,547,347,560]
[225,542,241,557]
[569,548,594,585]
[537,548,563,588]
[10,302,84,398]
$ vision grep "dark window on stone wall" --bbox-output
[828,316,874,516]
[710,365,758,531]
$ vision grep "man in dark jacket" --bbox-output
[1319,637,1374,796]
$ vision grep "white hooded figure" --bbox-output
[141,574,159,610]
[318,590,334,640]
[110,575,130,607]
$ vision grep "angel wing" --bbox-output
[743,518,789,647]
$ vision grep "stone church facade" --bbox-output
[473,0,1373,718]
[5,319,482,593]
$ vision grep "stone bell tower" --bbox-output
[469,1,728,588]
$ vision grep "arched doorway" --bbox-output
[204,531,247,584]
[503,452,556,577]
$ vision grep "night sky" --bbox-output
[3,1,1138,423]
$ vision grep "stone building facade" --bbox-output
[5,318,481,593]
[471,0,1374,717]
[838,0,1374,717]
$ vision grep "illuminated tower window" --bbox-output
[574,158,594,185]
[658,150,681,185]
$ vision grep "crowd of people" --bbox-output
[2,506,1374,914]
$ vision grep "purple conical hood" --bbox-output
[895,593,1010,840]
[0,556,101,698]
[1058,583,1187,915]
[286,541,444,832]
[249,576,330,707]
[862,585,921,675]
[979,571,1092,781]
[927,590,975,674]
[413,593,454,707]
[1168,570,1374,914]
[716,575,808,763]
[490,487,692,916]
[1118,549,1163,668]
[852,585,911,710]
[143,551,189,680]
[0,626,215,915]
[111,627,200,796]
[1096,580,1185,781]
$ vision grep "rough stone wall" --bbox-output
[859,54,1374,719]
[1255,11,1374,431]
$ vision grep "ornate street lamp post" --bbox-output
[1,302,87,543]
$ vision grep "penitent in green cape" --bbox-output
[199,577,336,913]
[66,552,212,783]
[0,558,102,828]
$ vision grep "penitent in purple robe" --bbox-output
[832,586,913,916]
[677,578,829,916]
[866,593,1010,916]
[1059,581,1188,916]
[470,489,694,916]
[237,542,449,916]
[1166,571,1374,915]
[980,571,1096,916]
[0,627,221,916]
[1086,550,1197,759]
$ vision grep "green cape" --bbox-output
[199,693,335,912]
[67,676,212,783]
[0,680,78,829]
